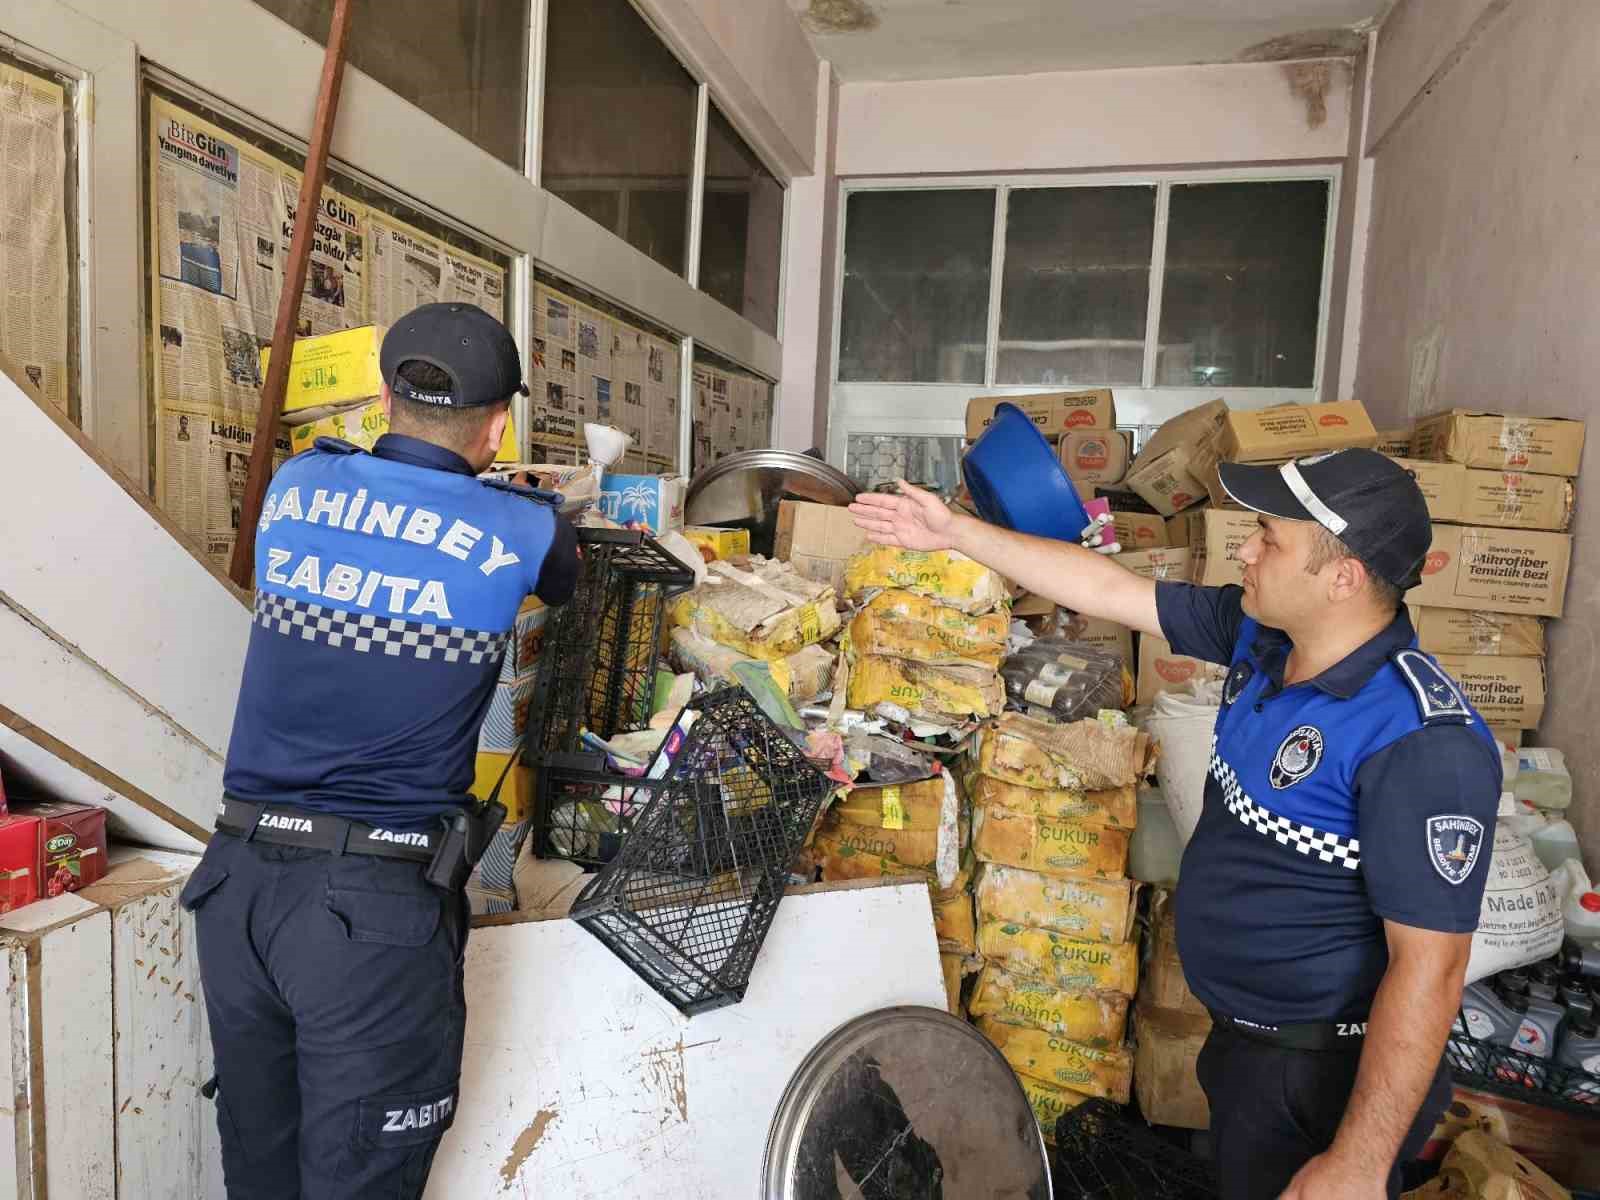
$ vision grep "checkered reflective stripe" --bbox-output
[254,592,509,664]
[1209,737,1361,870]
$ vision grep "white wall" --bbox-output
[776,60,836,452]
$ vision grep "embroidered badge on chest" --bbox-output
[1223,661,1254,706]
[1270,724,1324,789]
[1427,815,1485,885]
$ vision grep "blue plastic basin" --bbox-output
[962,402,1092,542]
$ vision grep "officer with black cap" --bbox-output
[852,449,1500,1200]
[182,303,580,1199]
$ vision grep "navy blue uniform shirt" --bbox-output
[223,434,578,830]
[1157,582,1501,1025]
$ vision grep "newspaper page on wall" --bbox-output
[0,63,69,414]
[691,362,773,473]
[529,280,681,473]
[368,211,505,326]
[149,94,368,564]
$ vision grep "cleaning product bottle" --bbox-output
[1456,979,1524,1047]
[1531,821,1582,873]
[1529,961,1563,1001]
[1555,997,1600,1103]
[1510,989,1565,1075]
[1564,861,1600,941]
[1562,936,1600,980]
[1515,748,1573,810]
[1499,967,1531,996]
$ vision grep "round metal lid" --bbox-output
[763,1006,1053,1200]
[685,450,859,530]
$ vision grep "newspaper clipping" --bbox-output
[690,363,773,472]
[369,211,503,326]
[0,63,68,413]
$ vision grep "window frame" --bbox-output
[828,165,1340,465]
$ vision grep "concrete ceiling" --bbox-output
[791,0,1386,82]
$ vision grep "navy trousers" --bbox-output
[183,831,469,1199]
[1196,1023,1452,1199]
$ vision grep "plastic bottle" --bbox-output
[1456,979,1523,1046]
[1531,821,1582,874]
[1562,936,1600,980]
[1555,998,1600,1103]
[1515,748,1573,811]
[1510,990,1565,1063]
[1529,961,1563,1001]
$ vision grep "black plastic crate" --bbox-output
[569,688,833,1016]
[1053,1099,1218,1200]
[1446,1021,1600,1117]
[529,528,696,865]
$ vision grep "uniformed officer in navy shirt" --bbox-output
[853,450,1500,1200]
[181,303,580,1199]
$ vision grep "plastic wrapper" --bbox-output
[977,713,1155,792]
[830,777,946,831]
[812,809,968,886]
[967,964,1129,1046]
[847,589,1008,669]
[968,772,1138,830]
[975,1018,1134,1103]
[974,864,1139,945]
[668,556,840,660]
[1000,638,1126,723]
[973,805,1131,880]
[932,888,977,955]
[843,732,939,786]
[670,628,840,702]
[848,655,1005,722]
[843,546,1009,615]
[975,922,1140,996]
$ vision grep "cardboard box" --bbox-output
[1409,526,1572,618]
[264,324,386,418]
[290,396,520,463]
[1124,400,1228,516]
[1458,470,1575,531]
[1057,611,1134,668]
[1412,409,1586,476]
[774,501,870,593]
[683,526,750,563]
[471,750,534,824]
[1432,655,1546,728]
[1188,508,1260,587]
[1137,635,1227,707]
[1058,430,1132,485]
[597,472,686,535]
[1409,606,1545,657]
[11,799,107,897]
[1164,513,1194,548]
[1216,400,1378,463]
[966,389,1116,441]
[1133,1006,1213,1131]
[0,813,40,914]
[1375,427,1414,456]
[1391,457,1467,522]
[1139,890,1207,1017]
[1108,511,1167,551]
[1112,547,1191,582]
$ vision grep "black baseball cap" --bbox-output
[380,302,530,408]
[1218,448,1433,589]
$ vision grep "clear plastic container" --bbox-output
[1514,748,1573,811]
[1564,860,1600,942]
[1531,820,1581,874]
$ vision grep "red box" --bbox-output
[0,814,42,913]
[11,800,107,897]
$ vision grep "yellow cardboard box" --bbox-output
[974,864,1139,945]
[471,750,533,824]
[265,325,386,416]
[289,395,519,463]
[682,526,750,562]
[975,921,1140,995]
[967,964,1130,1046]
[969,772,1138,829]
[973,806,1130,881]
[976,1018,1134,1103]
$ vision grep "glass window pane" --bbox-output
[252,0,529,168]
[699,104,783,336]
[846,434,964,496]
[996,186,1155,386]
[839,189,994,384]
[1156,180,1329,388]
[542,0,698,275]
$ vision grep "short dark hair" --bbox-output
[388,359,506,454]
[1305,524,1403,611]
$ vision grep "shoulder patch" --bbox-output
[1391,648,1471,725]
[312,436,364,456]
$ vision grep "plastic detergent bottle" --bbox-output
[1499,968,1531,997]
[1510,990,1565,1062]
[1564,861,1600,941]
[1529,961,1563,1001]
[1556,999,1600,1103]
[1456,980,1523,1047]
[1531,821,1582,873]
[1514,748,1572,811]
[1562,936,1600,980]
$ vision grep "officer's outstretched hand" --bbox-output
[1278,1151,1386,1200]
[849,480,957,552]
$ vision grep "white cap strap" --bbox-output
[1279,462,1347,536]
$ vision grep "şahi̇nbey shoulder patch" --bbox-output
[1392,648,1471,724]
[1427,815,1485,885]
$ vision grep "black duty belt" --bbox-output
[1208,1009,1369,1052]
[216,798,439,863]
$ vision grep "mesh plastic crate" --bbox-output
[1447,1020,1600,1116]
[569,688,833,1016]
[529,527,696,866]
[1053,1099,1218,1200]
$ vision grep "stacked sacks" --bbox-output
[964,711,1152,1139]
[841,548,1010,725]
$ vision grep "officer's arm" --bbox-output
[1288,923,1471,1196]
[533,512,580,606]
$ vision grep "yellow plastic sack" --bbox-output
[973,805,1130,881]
[940,951,966,1017]
[668,590,840,660]
[848,589,1007,669]
[830,777,946,831]
[969,772,1138,829]
[844,546,1009,615]
[976,1018,1134,1103]
[814,821,940,871]
[932,889,977,955]
[967,964,1129,1046]
[976,922,1140,996]
[848,655,1005,721]
[974,864,1139,945]
[1018,1074,1087,1141]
